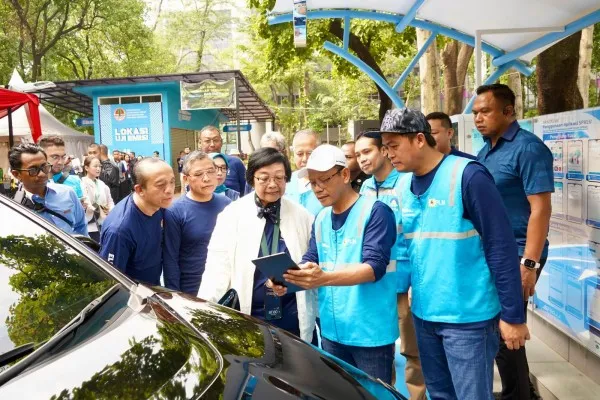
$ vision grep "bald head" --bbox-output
[292,129,320,169]
[133,158,172,188]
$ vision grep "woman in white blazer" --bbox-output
[81,155,115,242]
[199,148,317,342]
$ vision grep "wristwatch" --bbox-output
[521,258,540,270]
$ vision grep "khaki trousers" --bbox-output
[394,292,427,400]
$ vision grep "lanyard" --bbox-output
[260,222,280,256]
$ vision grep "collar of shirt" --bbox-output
[24,185,55,203]
[483,120,520,145]
[366,168,400,190]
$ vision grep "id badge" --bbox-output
[264,287,283,321]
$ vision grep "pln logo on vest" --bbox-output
[389,198,399,211]
[342,238,357,246]
[428,198,446,208]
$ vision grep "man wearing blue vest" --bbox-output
[355,131,426,400]
[380,108,529,400]
[285,129,323,215]
[473,84,553,400]
[278,144,398,384]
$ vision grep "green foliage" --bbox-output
[243,1,416,135]
[0,0,169,84]
[0,234,115,346]
[154,0,236,72]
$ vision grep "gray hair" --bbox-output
[292,129,321,147]
[182,150,210,175]
[260,132,287,153]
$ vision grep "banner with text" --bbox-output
[181,79,236,110]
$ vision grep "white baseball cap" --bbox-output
[298,144,347,178]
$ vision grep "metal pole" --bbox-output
[338,125,341,147]
[326,121,330,144]
[235,78,242,154]
[475,30,482,89]
[8,108,14,149]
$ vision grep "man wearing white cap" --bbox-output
[276,144,399,384]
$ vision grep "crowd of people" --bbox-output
[5,83,554,400]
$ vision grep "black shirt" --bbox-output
[351,171,370,193]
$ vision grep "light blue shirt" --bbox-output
[28,182,88,236]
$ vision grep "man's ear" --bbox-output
[448,128,455,140]
[133,184,143,195]
[11,170,21,181]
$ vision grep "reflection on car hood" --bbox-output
[159,290,404,400]
[0,286,404,399]
[0,294,222,399]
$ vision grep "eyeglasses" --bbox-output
[306,169,342,189]
[48,154,69,161]
[254,175,287,185]
[215,165,227,173]
[15,163,52,177]
[188,168,217,178]
[201,138,222,145]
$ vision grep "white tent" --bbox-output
[0,71,93,175]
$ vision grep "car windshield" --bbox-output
[0,199,120,370]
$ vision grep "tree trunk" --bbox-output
[442,39,473,115]
[508,69,523,119]
[578,25,594,108]
[417,29,440,114]
[329,19,392,121]
[537,31,583,114]
[303,70,309,125]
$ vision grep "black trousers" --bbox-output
[495,258,546,399]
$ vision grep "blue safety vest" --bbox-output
[399,155,501,323]
[361,169,411,293]
[285,171,323,216]
[315,195,399,346]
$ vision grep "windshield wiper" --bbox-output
[0,284,122,386]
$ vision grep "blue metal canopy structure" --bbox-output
[268,0,600,113]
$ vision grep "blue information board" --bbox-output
[99,102,164,158]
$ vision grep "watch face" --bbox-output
[523,259,536,268]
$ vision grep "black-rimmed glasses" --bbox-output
[15,163,52,177]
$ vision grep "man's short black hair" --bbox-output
[9,143,47,170]
[246,147,292,187]
[356,130,383,148]
[425,112,453,129]
[153,151,159,156]
[476,83,516,108]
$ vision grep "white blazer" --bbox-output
[81,176,115,232]
[199,194,318,342]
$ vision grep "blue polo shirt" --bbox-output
[477,121,554,257]
[224,155,246,195]
[99,194,164,285]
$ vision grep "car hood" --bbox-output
[156,289,403,400]
[0,285,403,399]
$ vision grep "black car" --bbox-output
[0,195,405,399]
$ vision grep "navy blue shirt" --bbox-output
[411,156,524,324]
[302,199,396,282]
[224,155,247,195]
[251,219,300,337]
[450,146,477,160]
[100,194,164,285]
[477,121,554,258]
[163,194,231,295]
